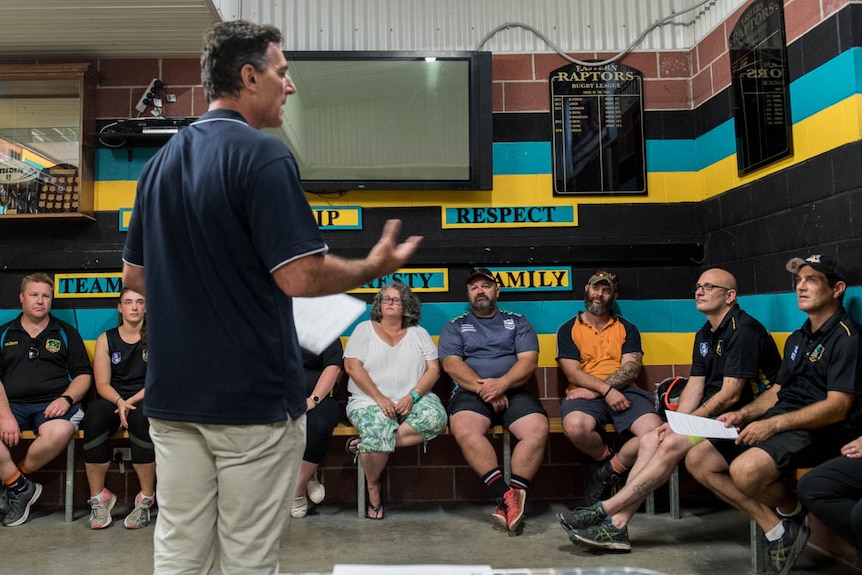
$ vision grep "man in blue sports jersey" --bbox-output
[439,267,549,533]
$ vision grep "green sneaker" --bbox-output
[765,520,810,575]
[568,519,631,552]
[558,502,607,531]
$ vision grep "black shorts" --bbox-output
[447,387,547,428]
[711,426,853,474]
[560,386,656,434]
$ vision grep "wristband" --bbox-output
[410,390,422,403]
[603,386,613,398]
[61,395,74,406]
[116,397,123,406]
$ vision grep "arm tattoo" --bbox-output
[706,399,725,418]
[606,357,642,389]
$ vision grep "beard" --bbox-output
[584,292,611,316]
[471,294,497,315]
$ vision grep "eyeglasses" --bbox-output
[28,343,39,360]
[381,297,403,305]
[594,270,617,282]
[694,283,733,293]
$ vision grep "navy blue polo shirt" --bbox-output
[769,307,862,435]
[123,109,328,425]
[690,305,781,409]
[0,314,93,404]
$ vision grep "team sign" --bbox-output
[442,205,576,228]
[487,267,573,292]
[350,269,448,293]
[54,273,123,298]
[310,206,362,230]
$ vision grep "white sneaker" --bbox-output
[307,475,325,504]
[87,489,117,530]
[291,495,308,518]
[123,492,155,529]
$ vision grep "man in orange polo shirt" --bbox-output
[555,270,661,506]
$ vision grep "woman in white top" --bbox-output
[344,282,447,519]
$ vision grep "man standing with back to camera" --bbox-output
[122,21,421,575]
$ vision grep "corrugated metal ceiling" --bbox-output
[0,0,748,59]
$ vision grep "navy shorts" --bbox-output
[447,387,547,428]
[11,401,83,432]
[561,386,656,434]
[710,426,854,475]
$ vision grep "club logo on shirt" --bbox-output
[790,345,799,361]
[45,339,61,354]
[460,323,477,333]
[699,342,709,357]
[808,344,824,363]
[715,341,723,356]
[142,349,149,362]
[111,352,122,365]
[503,319,516,331]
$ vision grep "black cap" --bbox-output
[466,268,496,285]
[786,254,846,281]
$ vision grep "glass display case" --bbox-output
[0,63,99,220]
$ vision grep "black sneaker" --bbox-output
[585,459,625,504]
[2,479,42,527]
[568,519,631,552]
[765,520,810,575]
[558,502,607,532]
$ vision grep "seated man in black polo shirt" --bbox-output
[0,273,93,526]
[687,255,862,575]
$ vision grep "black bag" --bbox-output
[655,376,688,421]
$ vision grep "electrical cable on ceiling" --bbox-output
[476,0,719,66]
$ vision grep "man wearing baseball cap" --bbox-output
[555,270,661,511]
[687,254,862,575]
[438,268,549,533]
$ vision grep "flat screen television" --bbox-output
[266,51,493,192]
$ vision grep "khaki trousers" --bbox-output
[150,416,306,575]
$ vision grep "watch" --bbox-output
[312,395,320,405]
[61,395,74,406]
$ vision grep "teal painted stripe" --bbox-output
[791,48,862,124]
[645,139,697,172]
[8,288,858,340]
[95,147,160,181]
[492,141,551,175]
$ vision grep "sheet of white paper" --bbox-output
[333,566,493,575]
[666,410,739,439]
[292,294,366,355]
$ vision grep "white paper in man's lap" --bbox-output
[666,410,739,439]
[292,294,366,354]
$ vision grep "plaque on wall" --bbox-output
[729,0,792,175]
[550,62,646,195]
